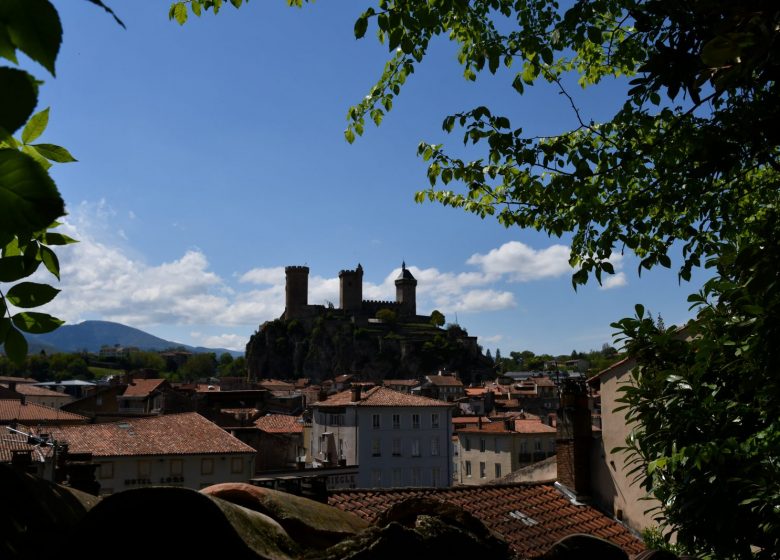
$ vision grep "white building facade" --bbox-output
[311,386,453,489]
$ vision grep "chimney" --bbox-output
[8,381,17,393]
[556,379,592,497]
[350,385,361,402]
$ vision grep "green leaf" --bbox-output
[12,311,63,334]
[0,23,18,64]
[6,281,59,308]
[40,232,77,246]
[173,3,188,25]
[39,244,59,279]
[0,67,38,134]
[354,15,368,39]
[21,145,51,170]
[2,323,28,363]
[0,0,62,75]
[0,255,28,281]
[344,128,355,144]
[29,143,76,163]
[21,107,48,144]
[0,149,64,236]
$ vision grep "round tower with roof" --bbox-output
[394,261,417,317]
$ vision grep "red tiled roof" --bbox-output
[315,386,451,408]
[1,384,68,397]
[41,413,256,457]
[257,379,295,391]
[0,376,36,384]
[514,419,556,434]
[328,483,644,558]
[534,377,556,387]
[0,429,54,463]
[0,399,88,424]
[122,378,167,398]
[452,416,491,425]
[382,379,420,387]
[425,375,463,387]
[254,414,303,434]
[464,387,488,396]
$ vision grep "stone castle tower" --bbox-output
[282,263,418,320]
[395,261,417,316]
[339,264,363,312]
[284,266,309,320]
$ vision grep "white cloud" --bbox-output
[477,334,504,345]
[466,241,572,281]
[239,266,285,285]
[600,271,627,290]
[193,333,248,351]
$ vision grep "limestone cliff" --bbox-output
[245,312,492,384]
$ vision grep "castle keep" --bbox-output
[283,263,422,322]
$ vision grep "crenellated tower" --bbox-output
[284,265,309,319]
[339,264,363,312]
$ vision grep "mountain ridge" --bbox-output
[24,320,243,357]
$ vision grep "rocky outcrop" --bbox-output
[0,465,100,560]
[202,483,368,549]
[246,316,492,383]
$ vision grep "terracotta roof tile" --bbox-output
[122,378,167,397]
[514,419,557,434]
[382,379,420,387]
[452,416,491,425]
[1,384,67,397]
[0,399,88,424]
[425,375,463,387]
[0,428,54,463]
[40,413,256,457]
[315,386,451,408]
[328,483,644,558]
[254,414,303,433]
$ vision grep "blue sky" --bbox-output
[27,1,707,355]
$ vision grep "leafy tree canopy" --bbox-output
[0,0,121,362]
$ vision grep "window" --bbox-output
[392,438,401,457]
[392,414,400,429]
[170,459,183,476]
[137,460,151,478]
[535,439,542,451]
[98,461,114,480]
[519,440,528,453]
[465,460,472,477]
[479,461,486,478]
[430,437,440,456]
[464,437,471,451]
[392,468,402,487]
[372,414,380,429]
[432,467,441,487]
[412,467,421,486]
[201,458,214,475]
[495,438,501,453]
[329,413,343,426]
[431,413,440,428]
[231,457,244,474]
[371,469,382,487]
[549,439,556,452]
[495,463,502,478]
[372,438,381,457]
[480,438,486,452]
[411,438,420,457]
[412,413,420,429]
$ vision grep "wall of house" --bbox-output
[93,452,255,495]
[355,406,452,489]
[592,362,662,532]
[458,431,556,485]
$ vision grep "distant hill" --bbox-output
[24,321,243,357]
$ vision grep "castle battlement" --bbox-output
[284,264,417,321]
